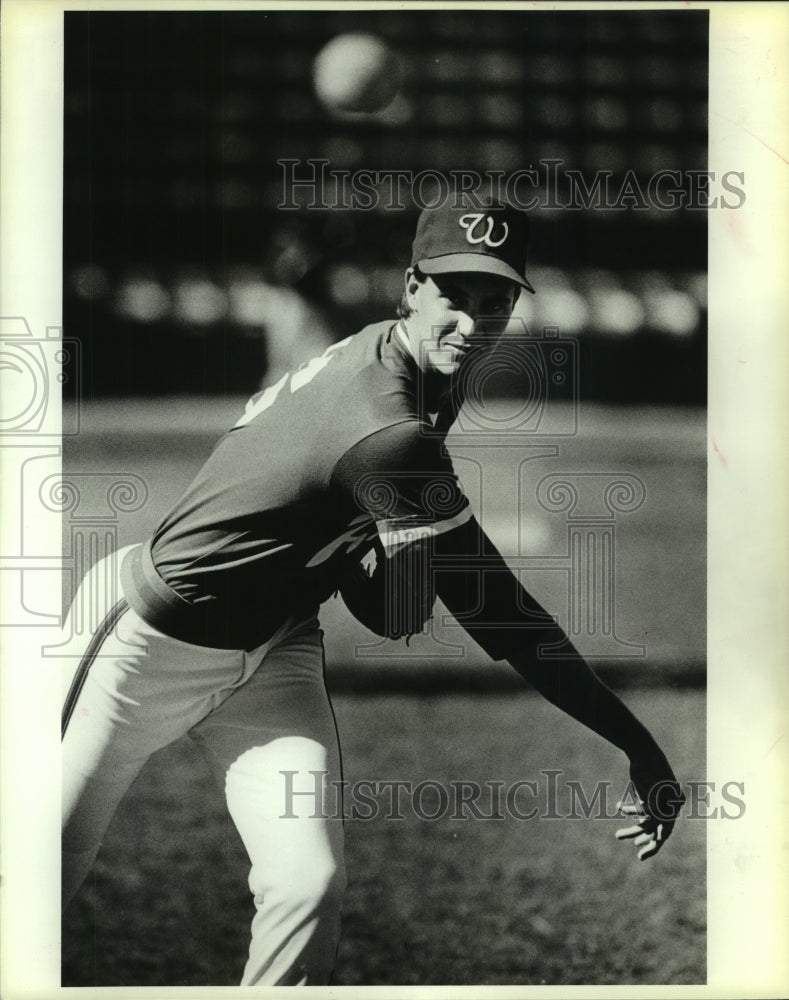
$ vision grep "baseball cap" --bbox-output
[410,199,535,294]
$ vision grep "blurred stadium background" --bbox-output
[61,7,706,987]
[64,8,707,402]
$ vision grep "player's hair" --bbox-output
[397,265,426,319]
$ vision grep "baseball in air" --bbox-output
[313,33,400,113]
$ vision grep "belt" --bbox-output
[120,542,243,650]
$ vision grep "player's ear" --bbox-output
[404,267,420,312]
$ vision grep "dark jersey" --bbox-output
[122,322,472,649]
[121,319,557,656]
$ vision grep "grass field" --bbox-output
[60,399,705,986]
[62,688,705,987]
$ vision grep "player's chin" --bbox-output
[427,346,464,375]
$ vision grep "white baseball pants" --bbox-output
[61,546,345,986]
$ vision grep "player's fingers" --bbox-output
[615,823,646,840]
[637,839,661,861]
[616,801,645,816]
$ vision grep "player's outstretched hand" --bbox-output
[615,753,685,861]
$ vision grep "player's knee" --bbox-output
[289,852,345,915]
[253,852,345,914]
[304,854,345,911]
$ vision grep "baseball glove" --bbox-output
[339,537,436,640]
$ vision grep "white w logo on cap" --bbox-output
[458,213,509,248]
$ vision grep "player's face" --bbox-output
[402,270,518,376]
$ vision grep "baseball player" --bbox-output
[62,199,684,986]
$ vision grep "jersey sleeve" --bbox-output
[331,423,561,660]
[330,422,473,555]
[430,514,562,662]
